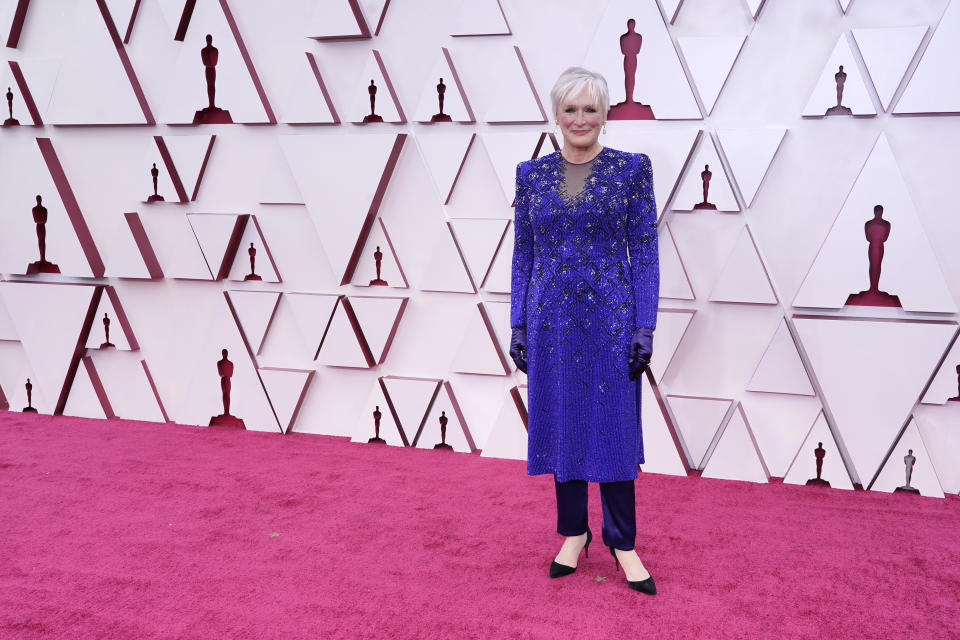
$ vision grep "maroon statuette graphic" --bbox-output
[22,378,37,413]
[244,242,261,281]
[100,312,115,349]
[3,86,19,126]
[692,164,716,210]
[369,245,388,286]
[433,410,453,450]
[948,364,960,402]
[26,195,60,275]
[825,65,852,116]
[209,349,245,428]
[805,441,830,487]
[893,449,920,495]
[362,79,384,123]
[193,34,233,124]
[845,204,902,307]
[147,162,164,203]
[430,77,451,122]
[606,19,655,120]
[368,404,386,444]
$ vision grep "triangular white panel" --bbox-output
[802,35,876,116]
[793,134,956,313]
[708,225,777,304]
[702,406,769,483]
[187,213,242,279]
[921,336,960,405]
[227,220,280,283]
[638,375,687,476]
[351,219,406,288]
[46,3,148,124]
[658,222,694,300]
[741,392,822,477]
[279,132,401,282]
[316,302,369,368]
[914,407,960,494]
[716,127,787,207]
[137,211,212,280]
[484,47,546,123]
[450,219,508,287]
[480,389,527,461]
[746,319,815,396]
[412,48,474,123]
[743,0,765,20]
[89,351,166,422]
[61,362,108,420]
[259,368,313,434]
[450,0,510,36]
[667,395,732,468]
[226,290,280,355]
[794,316,955,484]
[783,411,855,490]
[350,383,406,446]
[451,305,505,375]
[838,0,853,12]
[0,282,97,405]
[163,135,215,201]
[103,214,154,279]
[676,35,746,115]
[415,130,475,204]
[0,138,94,277]
[381,377,442,444]
[672,135,739,212]
[484,229,513,294]
[416,384,474,453]
[852,26,926,111]
[257,138,304,204]
[481,131,545,205]
[160,1,272,124]
[349,296,405,363]
[650,309,695,384]
[285,293,339,359]
[583,0,701,119]
[871,418,944,498]
[14,58,60,124]
[350,50,404,123]
[281,52,338,124]
[141,139,181,203]
[417,224,475,293]
[895,0,960,114]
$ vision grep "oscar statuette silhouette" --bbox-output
[368,405,386,443]
[193,35,233,124]
[244,243,262,281]
[692,164,717,210]
[22,378,37,413]
[362,79,384,123]
[209,349,245,427]
[948,364,960,402]
[3,86,19,126]
[369,245,388,285]
[100,313,115,349]
[146,162,164,203]
[893,449,920,495]
[433,410,453,450]
[845,205,902,307]
[430,78,451,122]
[805,442,830,487]
[25,195,60,275]
[825,65,852,116]
[606,19,655,120]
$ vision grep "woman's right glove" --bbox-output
[509,326,528,373]
[627,327,654,380]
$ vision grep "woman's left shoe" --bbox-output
[549,528,592,578]
[609,545,657,595]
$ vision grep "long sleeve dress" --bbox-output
[510,147,660,483]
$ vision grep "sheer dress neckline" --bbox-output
[555,146,609,205]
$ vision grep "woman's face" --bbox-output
[556,87,604,150]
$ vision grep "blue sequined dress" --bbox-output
[510,147,660,482]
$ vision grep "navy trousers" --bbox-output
[554,475,636,551]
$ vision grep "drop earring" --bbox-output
[602,123,607,134]
[554,122,559,134]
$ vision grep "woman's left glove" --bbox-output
[627,327,654,380]
[509,326,528,374]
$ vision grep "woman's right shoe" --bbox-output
[609,545,657,595]
[549,528,592,578]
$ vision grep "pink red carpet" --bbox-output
[1,412,958,639]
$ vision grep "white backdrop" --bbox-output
[1,0,959,499]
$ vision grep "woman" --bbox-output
[508,67,660,595]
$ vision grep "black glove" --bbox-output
[627,327,654,380]
[509,326,528,373]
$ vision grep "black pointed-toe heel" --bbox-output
[549,528,592,578]
[608,545,657,595]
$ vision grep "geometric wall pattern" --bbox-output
[2,0,959,500]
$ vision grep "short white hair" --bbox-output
[549,67,610,121]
